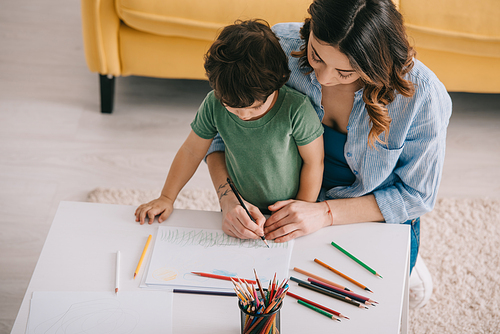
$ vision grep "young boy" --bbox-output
[135,20,324,234]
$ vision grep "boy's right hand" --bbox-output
[219,195,266,240]
[135,196,174,225]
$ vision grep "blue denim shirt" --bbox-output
[207,22,452,224]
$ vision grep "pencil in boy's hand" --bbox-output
[226,177,270,248]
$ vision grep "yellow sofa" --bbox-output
[81,0,500,113]
[81,0,312,112]
[398,0,500,94]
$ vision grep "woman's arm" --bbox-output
[265,195,384,243]
[295,136,324,202]
[206,151,266,239]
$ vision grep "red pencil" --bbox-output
[287,291,349,319]
[307,277,378,305]
[191,272,257,285]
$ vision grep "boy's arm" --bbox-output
[295,135,324,202]
[206,152,267,239]
[135,130,213,224]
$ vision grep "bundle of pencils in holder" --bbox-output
[232,270,288,334]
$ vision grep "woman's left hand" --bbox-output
[264,200,331,243]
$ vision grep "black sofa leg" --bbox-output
[99,74,115,113]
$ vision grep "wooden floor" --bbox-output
[0,0,499,333]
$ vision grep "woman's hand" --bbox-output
[219,193,266,240]
[135,196,174,225]
[264,200,331,243]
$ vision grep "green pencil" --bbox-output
[297,300,341,321]
[331,241,383,278]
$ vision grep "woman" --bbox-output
[206,0,452,308]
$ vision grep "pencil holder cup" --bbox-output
[238,298,282,334]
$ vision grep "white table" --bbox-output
[11,201,409,334]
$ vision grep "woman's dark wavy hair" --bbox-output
[204,19,290,108]
[293,0,416,147]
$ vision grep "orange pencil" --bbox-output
[314,258,373,293]
[293,267,351,291]
[134,234,152,279]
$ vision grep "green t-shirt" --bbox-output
[191,85,323,210]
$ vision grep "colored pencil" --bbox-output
[308,278,375,306]
[240,277,256,297]
[314,258,373,293]
[134,234,152,279]
[191,272,257,284]
[115,251,120,294]
[290,276,368,309]
[253,269,267,304]
[308,278,377,306]
[227,177,270,248]
[270,273,277,301]
[297,282,368,309]
[234,272,287,334]
[173,289,237,297]
[232,279,251,302]
[293,267,351,291]
[297,300,341,321]
[286,291,349,319]
[244,296,284,333]
[331,241,383,278]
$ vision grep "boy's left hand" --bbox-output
[135,196,174,225]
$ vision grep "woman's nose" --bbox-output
[316,67,336,86]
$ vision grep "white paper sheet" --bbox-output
[26,291,173,334]
[144,226,294,290]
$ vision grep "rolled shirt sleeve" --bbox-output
[373,82,452,223]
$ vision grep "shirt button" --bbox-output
[346,152,352,157]
[346,126,350,131]
[353,170,359,175]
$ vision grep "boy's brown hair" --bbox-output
[204,19,290,108]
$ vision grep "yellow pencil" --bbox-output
[134,234,152,279]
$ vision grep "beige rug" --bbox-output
[88,189,500,334]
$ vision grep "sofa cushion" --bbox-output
[116,0,311,41]
[400,0,500,58]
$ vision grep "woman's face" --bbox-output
[307,32,361,87]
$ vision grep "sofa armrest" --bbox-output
[81,0,121,76]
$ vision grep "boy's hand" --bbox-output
[135,196,174,225]
[219,194,266,240]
